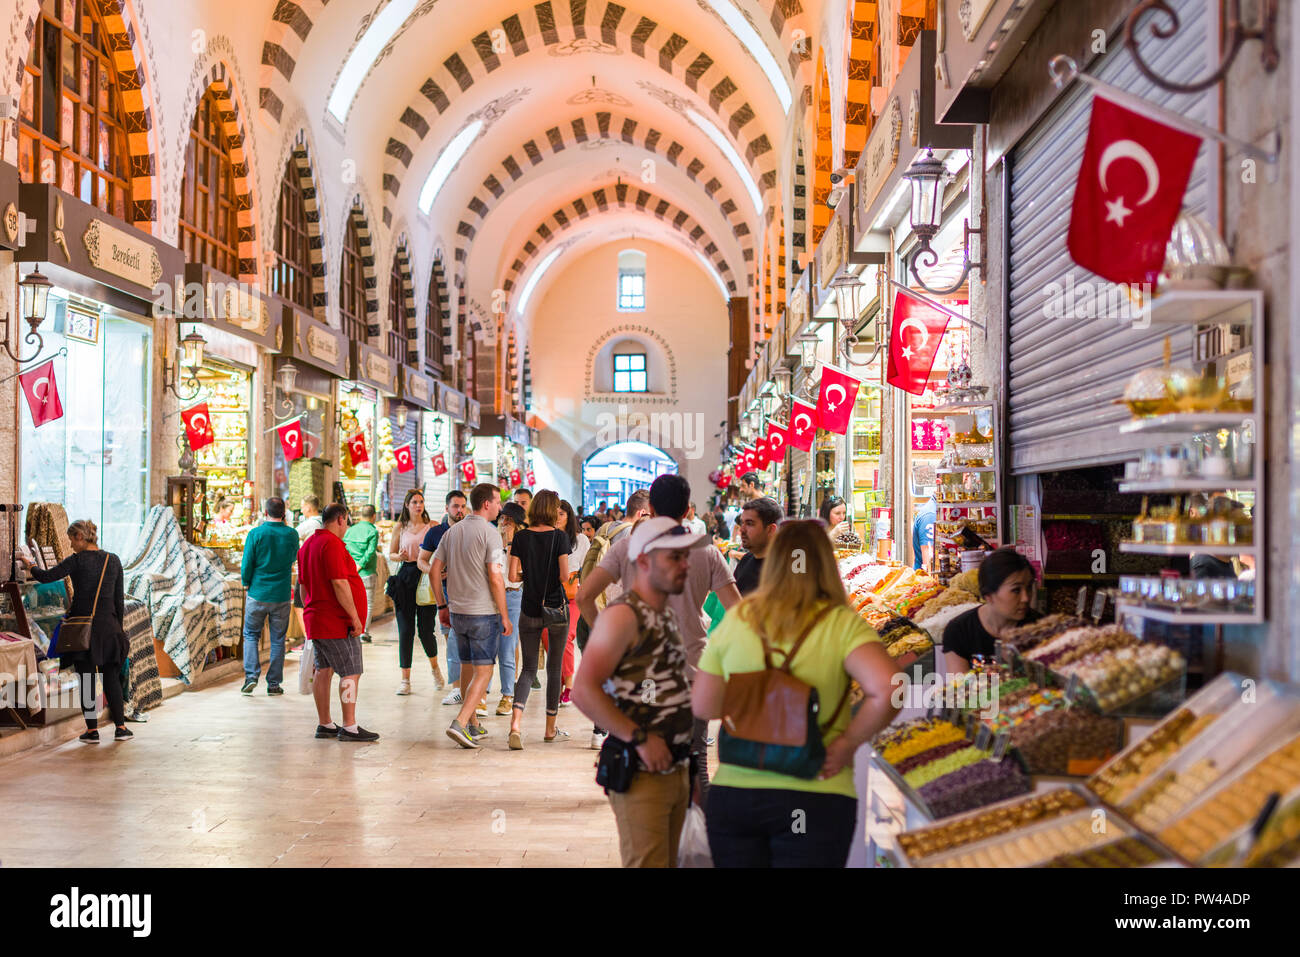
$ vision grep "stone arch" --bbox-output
[258,0,330,123]
[844,1,879,168]
[389,234,418,365]
[809,51,834,248]
[381,2,779,223]
[428,252,454,369]
[268,124,331,322]
[583,323,679,403]
[341,198,380,337]
[570,434,685,498]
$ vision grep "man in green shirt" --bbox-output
[241,497,302,695]
[344,505,380,643]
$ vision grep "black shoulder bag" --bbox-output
[540,530,569,629]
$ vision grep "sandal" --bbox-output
[543,729,570,743]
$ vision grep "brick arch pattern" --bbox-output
[451,110,754,271]
[258,0,331,123]
[381,1,779,226]
[810,53,833,248]
[342,199,381,338]
[428,255,454,368]
[791,133,807,270]
[522,345,533,412]
[9,0,161,229]
[505,327,520,415]
[390,236,418,365]
[844,1,879,168]
[582,324,679,403]
[500,183,739,298]
[276,130,330,321]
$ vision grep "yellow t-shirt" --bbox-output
[698,602,880,798]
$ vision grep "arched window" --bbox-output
[425,264,445,373]
[339,214,368,343]
[18,0,132,218]
[387,249,408,362]
[617,249,646,311]
[272,156,313,311]
[179,88,240,275]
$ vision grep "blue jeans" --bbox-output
[444,622,460,684]
[449,612,502,665]
[500,588,522,696]
[243,599,291,688]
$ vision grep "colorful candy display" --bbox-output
[903,746,986,789]
[917,758,1031,819]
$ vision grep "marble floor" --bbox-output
[0,618,622,867]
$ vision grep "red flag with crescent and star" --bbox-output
[787,397,818,452]
[526,469,536,487]
[18,360,63,428]
[180,402,214,451]
[767,420,790,464]
[718,472,733,490]
[815,363,861,435]
[753,435,770,469]
[886,290,952,395]
[460,460,477,484]
[1067,94,1200,285]
[347,432,369,465]
[509,468,522,488]
[277,418,305,462]
[431,453,448,477]
[394,443,415,473]
[739,446,756,472]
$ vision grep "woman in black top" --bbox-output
[19,519,132,741]
[944,547,1042,673]
[507,490,571,748]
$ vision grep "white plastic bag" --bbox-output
[298,640,316,694]
[676,804,713,868]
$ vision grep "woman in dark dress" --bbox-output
[943,547,1042,673]
[18,519,132,741]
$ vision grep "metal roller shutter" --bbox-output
[1007,0,1214,473]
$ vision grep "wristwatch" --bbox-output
[630,727,648,746]
[436,605,447,611]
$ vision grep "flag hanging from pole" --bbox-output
[394,443,415,473]
[431,453,448,477]
[18,360,64,429]
[277,418,305,461]
[347,432,369,465]
[787,398,818,452]
[753,435,770,469]
[180,402,214,451]
[815,364,861,435]
[886,290,952,395]
[460,460,477,484]
[767,420,790,463]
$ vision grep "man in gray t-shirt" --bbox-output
[431,483,510,749]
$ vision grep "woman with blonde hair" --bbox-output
[692,520,900,867]
[387,488,443,695]
[18,520,132,742]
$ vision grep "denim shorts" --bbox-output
[450,613,501,665]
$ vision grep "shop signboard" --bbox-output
[935,0,1057,125]
[18,183,185,307]
[282,302,348,378]
[0,161,21,251]
[479,414,528,446]
[400,366,436,411]
[182,263,281,350]
[437,382,467,423]
[465,399,481,429]
[351,341,399,396]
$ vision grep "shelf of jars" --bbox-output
[1112,290,1264,625]
[933,401,1001,554]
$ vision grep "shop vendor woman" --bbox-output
[942,548,1041,673]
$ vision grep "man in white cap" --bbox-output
[571,516,709,868]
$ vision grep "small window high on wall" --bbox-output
[617,249,646,311]
[613,353,647,393]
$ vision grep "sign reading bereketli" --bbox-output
[83,219,163,289]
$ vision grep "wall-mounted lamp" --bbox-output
[422,414,445,452]
[796,331,820,370]
[273,360,299,417]
[395,405,409,430]
[902,149,985,297]
[1,268,54,364]
[163,325,208,400]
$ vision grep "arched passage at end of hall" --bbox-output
[577,441,680,515]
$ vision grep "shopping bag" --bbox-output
[676,804,713,868]
[298,640,316,694]
[415,572,436,606]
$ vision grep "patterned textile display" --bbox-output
[24,502,73,595]
[122,597,163,712]
[121,506,245,684]
[288,458,326,506]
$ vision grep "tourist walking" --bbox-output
[431,483,510,749]
[692,520,900,867]
[556,499,584,704]
[299,504,377,742]
[506,490,571,749]
[19,520,132,742]
[388,490,442,696]
[732,497,783,596]
[495,501,528,716]
[343,504,380,642]
[296,494,323,541]
[572,516,708,866]
[418,490,468,705]
[239,497,300,694]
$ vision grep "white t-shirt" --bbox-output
[570,532,591,570]
[686,517,708,536]
[296,515,323,542]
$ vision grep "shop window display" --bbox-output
[19,293,152,556]
[187,360,253,545]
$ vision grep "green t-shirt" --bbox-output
[343,521,379,576]
[698,602,879,798]
[240,520,302,603]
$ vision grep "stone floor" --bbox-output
[0,618,622,867]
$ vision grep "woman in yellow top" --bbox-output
[693,520,900,867]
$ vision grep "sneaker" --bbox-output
[467,723,490,742]
[315,724,340,739]
[495,695,514,716]
[531,675,542,691]
[446,721,480,749]
[396,679,411,696]
[126,708,148,723]
[114,726,134,740]
[337,726,380,742]
[79,729,99,743]
[241,680,256,695]
[267,686,284,696]
[589,730,607,751]
[475,697,489,717]
[442,689,463,706]
[559,688,572,707]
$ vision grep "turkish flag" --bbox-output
[525,470,535,487]
[1067,94,1200,286]
[787,398,818,452]
[718,473,733,489]
[431,453,448,477]
[277,418,305,461]
[816,364,861,435]
[740,447,757,472]
[394,443,415,473]
[509,468,522,488]
[180,402,215,451]
[460,460,477,484]
[753,436,770,469]
[767,420,790,463]
[886,291,951,395]
[18,361,63,428]
[348,432,369,465]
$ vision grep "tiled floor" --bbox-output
[0,619,621,867]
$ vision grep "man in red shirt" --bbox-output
[298,503,378,742]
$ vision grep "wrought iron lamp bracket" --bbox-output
[1124,0,1278,95]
